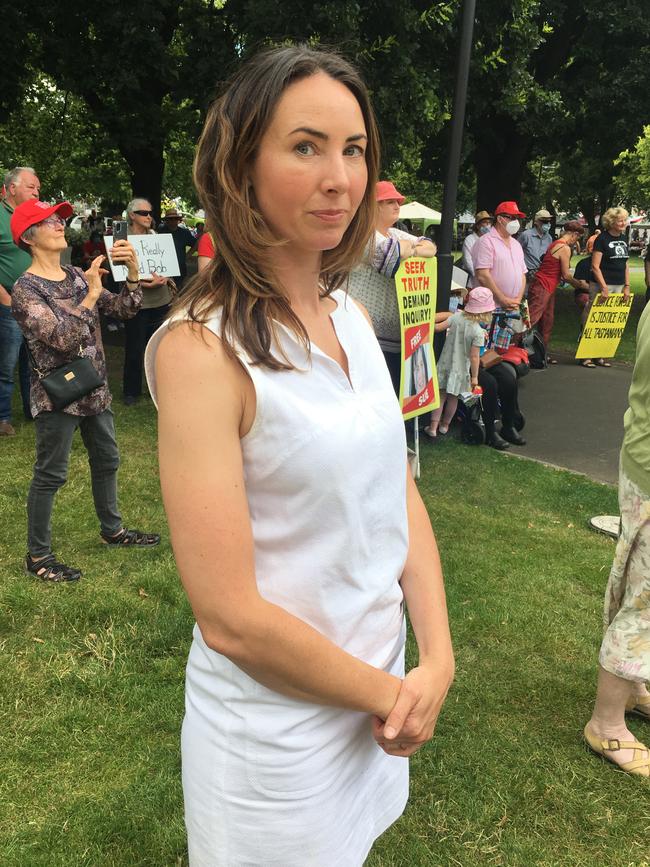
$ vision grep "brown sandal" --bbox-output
[626,695,650,721]
[584,724,650,778]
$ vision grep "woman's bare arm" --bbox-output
[373,469,454,755]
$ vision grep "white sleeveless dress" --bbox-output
[145,289,410,866]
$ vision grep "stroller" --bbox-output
[458,310,526,445]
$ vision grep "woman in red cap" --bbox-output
[348,180,436,394]
[10,199,160,582]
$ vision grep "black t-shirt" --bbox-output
[158,225,195,276]
[593,230,628,285]
[573,255,592,290]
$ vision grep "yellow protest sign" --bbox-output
[575,293,633,359]
[395,257,440,420]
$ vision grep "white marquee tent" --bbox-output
[399,201,442,223]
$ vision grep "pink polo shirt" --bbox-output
[471,227,526,299]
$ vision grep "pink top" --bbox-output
[471,227,526,299]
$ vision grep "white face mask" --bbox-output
[505,219,520,235]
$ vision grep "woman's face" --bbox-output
[130,202,153,233]
[31,214,67,252]
[413,349,427,393]
[250,72,368,255]
[377,199,401,228]
[611,216,627,235]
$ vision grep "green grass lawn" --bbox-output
[1,347,648,866]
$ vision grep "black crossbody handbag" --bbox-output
[26,343,104,411]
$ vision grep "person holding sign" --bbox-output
[348,180,436,396]
[581,207,630,368]
[145,45,453,865]
[122,199,173,406]
[10,199,160,582]
[584,300,650,778]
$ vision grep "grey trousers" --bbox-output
[28,408,122,557]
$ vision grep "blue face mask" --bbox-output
[541,223,551,233]
[479,225,490,235]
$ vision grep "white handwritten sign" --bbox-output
[104,233,180,280]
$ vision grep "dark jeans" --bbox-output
[0,303,31,421]
[123,305,169,398]
[478,362,518,439]
[28,409,122,557]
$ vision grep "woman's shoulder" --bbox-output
[66,264,87,281]
[389,227,416,242]
[145,309,238,410]
[335,289,373,329]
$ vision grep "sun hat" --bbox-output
[164,207,183,219]
[474,210,491,222]
[494,201,526,219]
[535,208,552,221]
[464,286,496,314]
[10,200,73,245]
[376,181,405,204]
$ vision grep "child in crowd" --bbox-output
[423,287,495,438]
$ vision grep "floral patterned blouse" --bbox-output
[12,265,142,418]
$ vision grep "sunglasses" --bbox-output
[133,209,153,216]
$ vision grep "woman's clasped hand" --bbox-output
[374,662,454,757]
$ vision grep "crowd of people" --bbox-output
[0,41,649,866]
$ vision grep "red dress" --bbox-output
[527,239,568,346]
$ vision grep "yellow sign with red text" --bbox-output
[396,257,440,420]
[575,293,633,359]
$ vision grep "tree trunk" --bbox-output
[473,118,531,212]
[120,146,165,220]
[579,198,596,234]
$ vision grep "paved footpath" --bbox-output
[512,352,632,486]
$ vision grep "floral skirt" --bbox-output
[599,464,650,683]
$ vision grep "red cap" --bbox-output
[376,181,405,204]
[494,201,526,219]
[10,200,74,245]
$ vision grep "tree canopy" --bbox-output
[1,1,647,219]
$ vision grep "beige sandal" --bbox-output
[626,695,650,721]
[584,724,650,778]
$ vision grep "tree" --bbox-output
[0,74,130,203]
[615,127,650,214]
[32,0,233,213]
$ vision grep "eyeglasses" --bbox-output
[40,215,65,228]
[133,210,153,216]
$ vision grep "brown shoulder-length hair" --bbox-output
[176,44,381,369]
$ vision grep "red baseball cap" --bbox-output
[11,199,73,245]
[376,181,405,204]
[494,201,526,218]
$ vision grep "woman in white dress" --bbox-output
[145,45,454,866]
